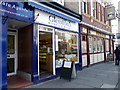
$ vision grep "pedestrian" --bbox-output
[114,47,120,65]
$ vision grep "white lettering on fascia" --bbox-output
[0,1,28,12]
[0,8,28,18]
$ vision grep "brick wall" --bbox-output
[64,0,112,33]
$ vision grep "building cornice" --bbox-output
[81,21,113,35]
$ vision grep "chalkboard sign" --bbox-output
[60,60,76,81]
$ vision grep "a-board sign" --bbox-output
[60,60,76,81]
[63,61,72,68]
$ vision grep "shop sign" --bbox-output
[105,5,115,20]
[35,9,78,32]
[0,1,33,22]
[117,33,120,39]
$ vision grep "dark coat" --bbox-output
[115,48,120,60]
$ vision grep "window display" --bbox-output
[106,39,109,51]
[89,36,104,53]
[55,29,78,67]
[93,37,97,53]
[89,36,93,53]
[111,41,113,53]
[97,38,104,52]
[81,35,87,53]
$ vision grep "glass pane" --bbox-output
[55,29,78,67]
[7,35,15,54]
[89,36,93,53]
[106,40,109,51]
[7,58,14,73]
[38,25,53,32]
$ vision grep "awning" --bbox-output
[28,2,81,23]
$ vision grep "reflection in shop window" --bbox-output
[55,29,78,67]
[111,41,113,53]
[89,36,93,53]
[81,35,87,53]
[106,39,109,51]
[93,37,97,53]
[89,37,104,53]
[97,38,100,52]
[97,38,104,52]
[100,39,104,52]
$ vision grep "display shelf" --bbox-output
[39,48,47,62]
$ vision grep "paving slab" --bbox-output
[101,83,116,88]
[25,62,119,89]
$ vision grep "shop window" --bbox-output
[38,25,53,32]
[111,41,113,53]
[97,38,104,52]
[81,35,87,53]
[55,29,78,67]
[106,39,109,51]
[101,39,104,52]
[89,36,93,53]
[93,37,97,53]
[82,35,86,41]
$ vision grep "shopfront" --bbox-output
[33,8,82,81]
[81,25,114,67]
[0,2,35,88]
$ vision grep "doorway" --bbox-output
[7,32,17,76]
[39,31,53,79]
[7,19,33,88]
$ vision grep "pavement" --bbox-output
[24,61,119,89]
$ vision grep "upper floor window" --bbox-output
[82,0,87,13]
[93,2,96,18]
[102,7,105,22]
[98,3,101,20]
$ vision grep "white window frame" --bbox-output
[7,31,18,77]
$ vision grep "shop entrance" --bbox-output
[7,19,33,88]
[39,31,53,79]
[7,32,17,76]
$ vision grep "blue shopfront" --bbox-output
[0,1,39,88]
[0,1,82,89]
[28,1,82,83]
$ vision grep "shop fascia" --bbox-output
[0,1,28,12]
[35,10,79,32]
